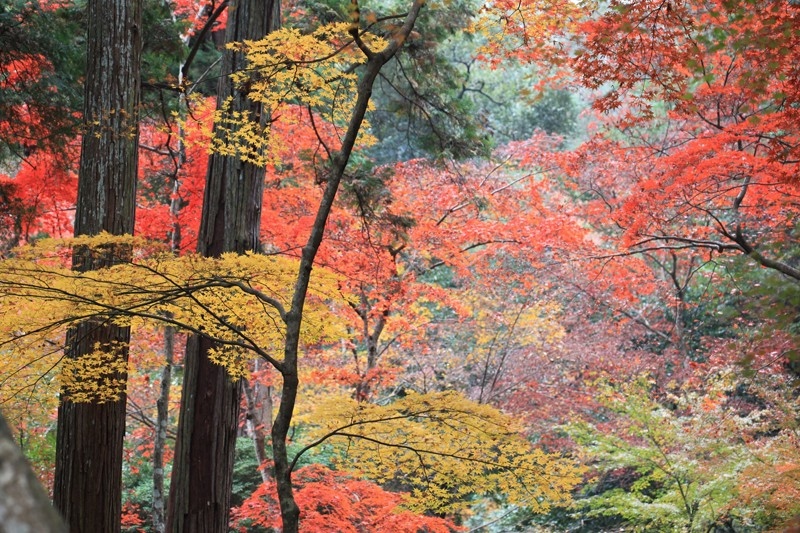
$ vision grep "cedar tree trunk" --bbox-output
[166,1,280,532]
[53,0,141,531]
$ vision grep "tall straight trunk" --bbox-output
[167,2,280,532]
[152,6,195,525]
[53,0,141,531]
[152,325,174,533]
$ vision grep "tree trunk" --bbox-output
[168,335,243,533]
[152,325,174,533]
[243,362,273,484]
[270,6,427,529]
[53,0,141,531]
[167,2,280,532]
[0,410,67,532]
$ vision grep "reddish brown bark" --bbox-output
[166,1,280,532]
[53,0,141,531]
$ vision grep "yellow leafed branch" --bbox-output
[0,235,347,401]
[60,341,128,403]
[210,23,386,166]
[301,390,584,513]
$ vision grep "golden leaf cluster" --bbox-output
[60,341,129,403]
[0,235,347,400]
[306,390,583,513]
[211,24,386,166]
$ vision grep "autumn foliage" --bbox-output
[1,0,800,531]
[231,464,458,533]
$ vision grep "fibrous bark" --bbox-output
[53,0,141,531]
[167,2,280,532]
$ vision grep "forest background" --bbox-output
[0,0,799,531]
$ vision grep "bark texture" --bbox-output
[152,326,174,533]
[167,2,280,532]
[53,0,141,531]
[0,411,67,532]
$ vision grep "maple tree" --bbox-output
[566,327,800,531]
[291,135,566,399]
[486,0,800,280]
[0,150,77,252]
[231,464,457,533]
[568,378,748,531]
[0,233,346,514]
[234,3,430,529]
[303,391,581,513]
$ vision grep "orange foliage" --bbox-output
[231,465,458,533]
[0,150,77,242]
[120,502,146,532]
[136,97,216,251]
[574,1,797,272]
[480,0,800,288]
[171,0,228,36]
